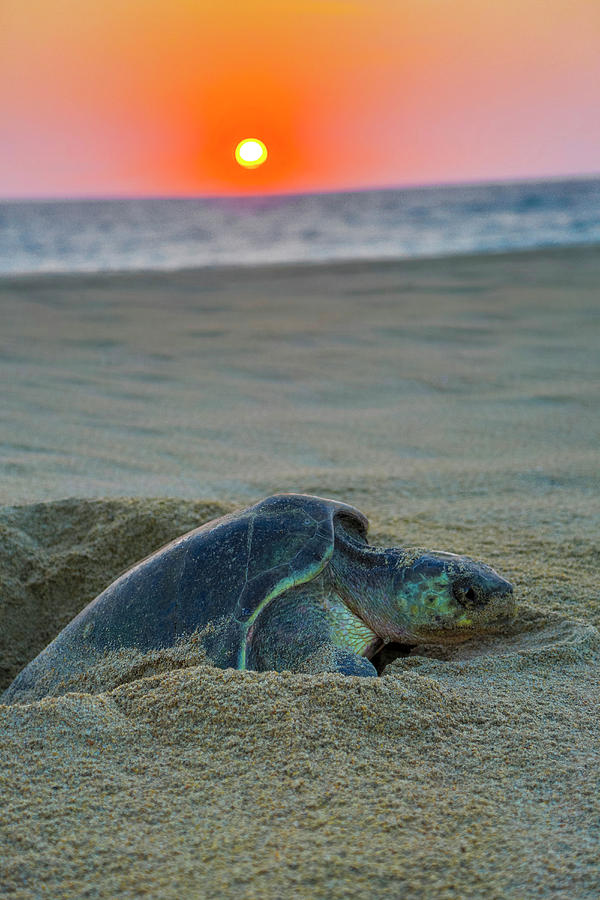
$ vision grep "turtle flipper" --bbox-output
[243,580,378,677]
[328,648,378,677]
[297,644,377,677]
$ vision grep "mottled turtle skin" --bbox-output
[2,493,515,703]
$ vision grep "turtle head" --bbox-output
[381,548,515,643]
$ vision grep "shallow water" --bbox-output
[2,177,600,275]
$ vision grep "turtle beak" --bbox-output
[451,569,514,610]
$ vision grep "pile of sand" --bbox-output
[0,498,231,690]
[1,497,599,899]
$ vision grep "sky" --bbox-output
[1,0,599,198]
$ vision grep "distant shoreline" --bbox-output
[2,240,599,284]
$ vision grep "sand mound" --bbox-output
[1,496,599,899]
[2,649,599,898]
[0,497,232,690]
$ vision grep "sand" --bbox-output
[1,246,599,898]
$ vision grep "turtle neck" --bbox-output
[328,539,415,641]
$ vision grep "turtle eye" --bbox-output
[426,596,437,605]
[452,581,484,608]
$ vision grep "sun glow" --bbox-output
[235,138,268,169]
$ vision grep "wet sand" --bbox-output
[1,247,599,898]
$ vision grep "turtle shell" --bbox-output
[2,493,369,703]
[232,494,368,622]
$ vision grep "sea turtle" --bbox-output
[2,493,515,703]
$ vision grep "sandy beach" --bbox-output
[1,246,599,898]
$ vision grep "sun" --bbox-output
[235,138,268,169]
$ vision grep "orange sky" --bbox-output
[1,0,599,197]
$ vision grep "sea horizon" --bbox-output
[3,168,600,202]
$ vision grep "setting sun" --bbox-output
[235,138,268,169]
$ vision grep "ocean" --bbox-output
[1,176,599,275]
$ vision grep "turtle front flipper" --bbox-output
[244,579,378,677]
[316,647,378,678]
